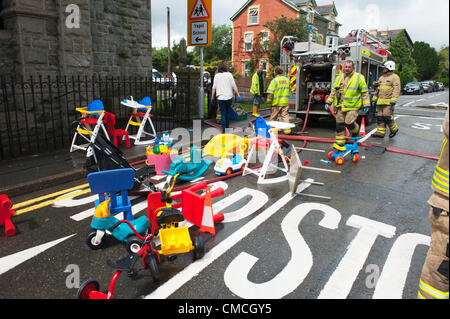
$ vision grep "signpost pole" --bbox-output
[199,47,204,120]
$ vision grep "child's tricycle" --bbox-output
[86,198,151,254]
[327,136,362,165]
[77,174,206,299]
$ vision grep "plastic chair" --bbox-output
[122,96,157,145]
[70,100,110,153]
[243,117,290,184]
[87,168,135,221]
[104,112,130,148]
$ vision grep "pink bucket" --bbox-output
[146,154,172,175]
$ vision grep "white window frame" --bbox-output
[243,61,251,77]
[244,32,253,52]
[329,15,335,30]
[307,6,314,24]
[261,31,269,50]
[248,7,259,25]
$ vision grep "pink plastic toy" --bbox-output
[0,194,16,237]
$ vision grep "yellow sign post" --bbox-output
[187,0,212,46]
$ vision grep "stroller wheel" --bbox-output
[77,279,100,299]
[126,236,144,255]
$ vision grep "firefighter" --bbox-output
[266,66,291,134]
[250,64,265,117]
[371,60,401,138]
[418,109,449,299]
[324,60,371,151]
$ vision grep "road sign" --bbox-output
[187,0,211,46]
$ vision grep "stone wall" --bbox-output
[0,0,153,78]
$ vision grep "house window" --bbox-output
[326,36,338,48]
[261,31,269,50]
[307,6,314,24]
[248,7,259,25]
[261,60,268,73]
[243,62,251,77]
[244,33,253,52]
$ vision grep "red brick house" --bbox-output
[230,0,341,76]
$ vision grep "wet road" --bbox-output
[0,104,447,304]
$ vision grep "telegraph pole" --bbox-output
[167,7,171,75]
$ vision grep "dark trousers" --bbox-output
[218,98,233,133]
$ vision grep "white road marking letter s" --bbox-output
[223,203,341,299]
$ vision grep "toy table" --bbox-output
[121,99,156,145]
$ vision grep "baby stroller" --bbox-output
[72,118,156,191]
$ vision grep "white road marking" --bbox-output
[318,215,396,299]
[0,234,76,276]
[144,180,313,299]
[373,233,430,299]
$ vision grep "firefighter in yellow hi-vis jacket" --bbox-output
[418,109,449,299]
[325,60,371,151]
[371,61,401,138]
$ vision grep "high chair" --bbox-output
[70,100,110,153]
[242,117,290,184]
[121,96,157,145]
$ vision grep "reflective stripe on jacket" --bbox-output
[326,72,370,111]
[432,136,449,196]
[267,76,290,106]
[373,72,401,105]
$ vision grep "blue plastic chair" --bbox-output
[254,117,271,138]
[87,168,135,221]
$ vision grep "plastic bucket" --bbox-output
[146,154,172,175]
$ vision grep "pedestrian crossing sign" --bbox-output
[189,0,210,20]
[187,0,212,46]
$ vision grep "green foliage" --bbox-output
[193,24,232,63]
[437,46,449,80]
[263,15,308,67]
[413,41,439,81]
[388,30,418,84]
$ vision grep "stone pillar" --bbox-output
[174,66,201,119]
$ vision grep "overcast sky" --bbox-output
[151,0,449,50]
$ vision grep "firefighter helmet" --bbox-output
[382,61,396,71]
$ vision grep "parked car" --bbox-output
[423,80,438,92]
[437,82,445,91]
[152,68,170,89]
[421,81,433,93]
[403,82,424,95]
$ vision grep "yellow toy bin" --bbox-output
[158,226,195,255]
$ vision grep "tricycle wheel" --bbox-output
[86,231,104,250]
[335,156,344,165]
[193,236,205,260]
[126,236,144,255]
[145,253,161,283]
[352,153,360,163]
[77,279,100,299]
[327,151,335,160]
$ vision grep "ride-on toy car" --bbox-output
[77,174,206,299]
[214,154,246,176]
[327,136,362,165]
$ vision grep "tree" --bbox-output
[389,30,418,84]
[263,15,308,68]
[437,46,449,80]
[413,41,439,81]
[193,24,232,65]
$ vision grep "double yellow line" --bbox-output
[13,183,91,216]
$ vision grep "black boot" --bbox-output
[372,132,385,138]
[389,129,398,138]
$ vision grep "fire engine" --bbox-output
[281,29,393,125]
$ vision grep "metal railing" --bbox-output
[0,73,212,160]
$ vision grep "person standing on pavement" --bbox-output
[324,60,371,151]
[211,60,242,133]
[250,64,265,117]
[417,109,449,299]
[266,66,292,134]
[371,61,401,138]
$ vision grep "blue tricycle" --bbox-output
[327,136,362,165]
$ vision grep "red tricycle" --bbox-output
[77,174,223,299]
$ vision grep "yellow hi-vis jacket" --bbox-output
[326,72,371,111]
[373,71,401,105]
[266,75,290,107]
[250,72,264,95]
